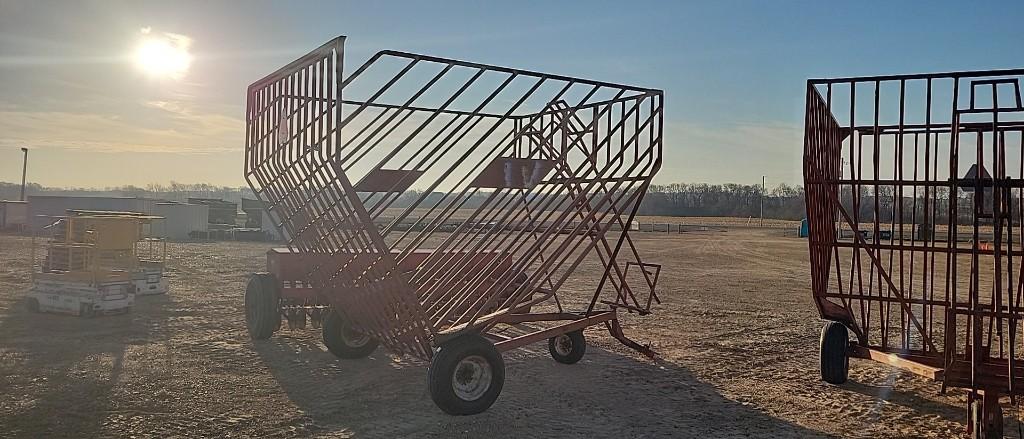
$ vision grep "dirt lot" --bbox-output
[0,228,997,438]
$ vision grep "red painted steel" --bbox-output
[244,36,663,360]
[804,68,1024,437]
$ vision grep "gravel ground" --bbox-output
[0,229,1007,438]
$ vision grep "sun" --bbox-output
[134,32,192,79]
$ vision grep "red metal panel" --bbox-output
[804,86,856,328]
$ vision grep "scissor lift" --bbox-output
[27,211,166,316]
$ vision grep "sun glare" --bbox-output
[134,32,192,79]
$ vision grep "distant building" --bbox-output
[27,195,159,232]
[187,198,237,226]
[151,202,210,241]
[23,195,278,242]
[241,198,284,241]
[0,200,28,231]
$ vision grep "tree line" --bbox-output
[0,181,255,205]
[1,180,810,220]
[7,179,1013,224]
[640,183,805,219]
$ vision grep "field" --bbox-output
[0,227,989,438]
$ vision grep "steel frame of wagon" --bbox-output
[244,36,664,360]
[804,67,1024,437]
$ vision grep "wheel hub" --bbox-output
[452,355,492,401]
[341,326,371,348]
[554,334,573,356]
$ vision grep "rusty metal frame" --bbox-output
[804,68,1024,437]
[244,36,663,361]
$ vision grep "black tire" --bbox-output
[820,321,849,385]
[322,310,378,359]
[969,395,1004,439]
[25,297,40,313]
[245,273,280,340]
[428,333,505,415]
[548,330,586,364]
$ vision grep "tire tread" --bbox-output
[820,321,849,385]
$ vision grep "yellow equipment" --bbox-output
[27,211,167,316]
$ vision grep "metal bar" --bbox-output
[491,311,616,352]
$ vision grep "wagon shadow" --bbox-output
[842,379,1022,432]
[253,334,837,438]
[0,292,172,438]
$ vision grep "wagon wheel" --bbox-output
[819,321,849,384]
[548,330,586,364]
[969,392,1004,439]
[245,273,280,340]
[428,333,505,415]
[322,310,378,359]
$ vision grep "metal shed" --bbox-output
[27,196,158,232]
[151,202,210,241]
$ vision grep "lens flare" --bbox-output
[134,32,192,79]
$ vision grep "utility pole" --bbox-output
[20,147,28,201]
[760,176,765,228]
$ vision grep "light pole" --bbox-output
[760,176,765,228]
[20,147,28,201]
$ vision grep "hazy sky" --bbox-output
[1,1,1023,189]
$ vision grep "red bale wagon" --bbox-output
[804,68,1024,438]
[242,36,664,415]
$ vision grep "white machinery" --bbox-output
[26,211,167,316]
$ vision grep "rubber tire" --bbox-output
[548,330,586,364]
[322,310,378,359]
[428,333,505,415]
[25,297,40,313]
[970,396,1004,439]
[820,321,849,385]
[245,273,280,340]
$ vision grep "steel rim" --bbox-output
[452,355,492,401]
[554,334,573,356]
[341,325,370,348]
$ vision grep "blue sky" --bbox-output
[1,0,1023,188]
